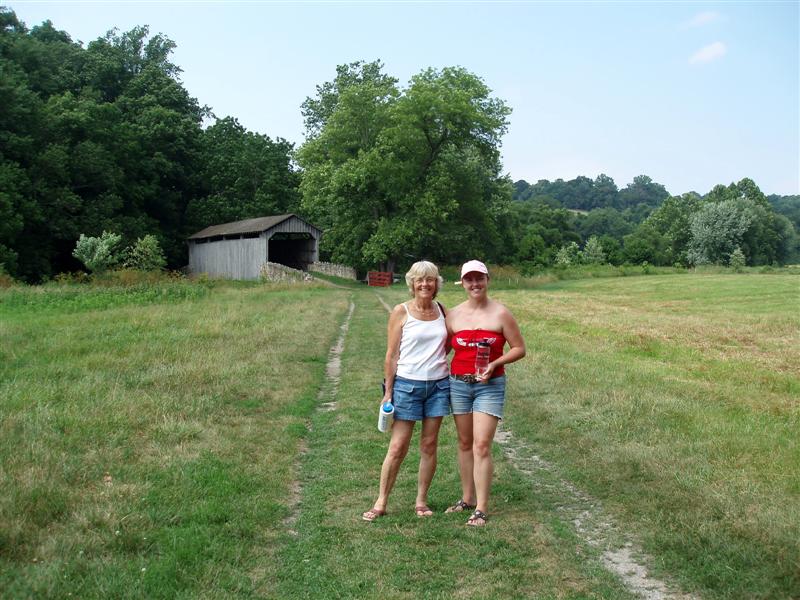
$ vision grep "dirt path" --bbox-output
[319,300,355,412]
[373,292,392,313]
[374,293,695,599]
[283,298,355,534]
[494,427,696,600]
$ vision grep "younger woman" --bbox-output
[445,260,526,526]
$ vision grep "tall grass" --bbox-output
[0,282,349,598]
[0,282,210,314]
[437,263,800,290]
[441,273,797,599]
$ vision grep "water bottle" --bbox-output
[474,341,491,379]
[377,400,394,432]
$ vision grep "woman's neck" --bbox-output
[467,296,489,310]
[412,297,435,310]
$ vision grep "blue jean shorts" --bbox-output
[392,376,451,421]
[449,375,507,419]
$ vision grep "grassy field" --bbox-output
[496,274,798,599]
[0,281,350,597]
[1,272,798,598]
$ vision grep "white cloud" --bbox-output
[689,42,727,65]
[682,11,721,29]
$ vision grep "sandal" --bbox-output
[415,505,433,518]
[444,499,476,513]
[361,508,386,522]
[466,509,488,527]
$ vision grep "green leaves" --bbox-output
[0,11,216,279]
[186,116,300,231]
[72,230,122,273]
[122,234,166,271]
[299,61,511,271]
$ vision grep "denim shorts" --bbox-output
[392,376,451,421]
[449,375,507,419]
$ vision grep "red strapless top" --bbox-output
[450,329,507,376]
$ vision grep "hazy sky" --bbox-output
[7,1,800,196]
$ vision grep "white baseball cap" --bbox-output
[460,260,489,279]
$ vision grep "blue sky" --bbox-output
[7,1,800,196]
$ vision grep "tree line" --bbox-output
[509,177,800,269]
[1,8,797,282]
[1,9,298,282]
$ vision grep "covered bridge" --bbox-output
[188,214,321,280]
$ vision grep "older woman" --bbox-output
[362,261,451,522]
[445,260,526,526]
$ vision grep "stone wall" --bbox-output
[259,262,314,283]
[310,261,357,280]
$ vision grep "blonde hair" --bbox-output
[405,261,443,298]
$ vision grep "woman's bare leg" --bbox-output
[371,420,415,511]
[415,416,443,512]
[452,413,476,506]
[472,412,500,516]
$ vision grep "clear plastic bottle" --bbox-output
[377,400,394,432]
[474,341,491,378]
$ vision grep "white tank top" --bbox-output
[396,302,449,381]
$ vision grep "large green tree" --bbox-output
[768,194,800,231]
[511,200,581,265]
[575,207,633,243]
[636,193,701,265]
[298,61,512,272]
[685,197,756,266]
[691,178,793,265]
[0,10,211,279]
[513,174,670,214]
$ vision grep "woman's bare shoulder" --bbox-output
[448,301,469,314]
[492,299,511,313]
[388,302,407,321]
[493,301,519,323]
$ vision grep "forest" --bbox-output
[1,7,798,282]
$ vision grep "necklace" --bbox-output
[411,301,436,314]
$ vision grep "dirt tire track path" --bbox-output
[375,290,696,600]
[283,297,355,534]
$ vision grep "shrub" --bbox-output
[581,236,606,264]
[555,242,580,267]
[122,235,167,271]
[729,247,746,272]
[92,269,176,287]
[0,263,15,288]
[73,231,122,273]
[53,271,91,285]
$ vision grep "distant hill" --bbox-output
[768,194,800,230]
[513,177,800,228]
[512,175,669,211]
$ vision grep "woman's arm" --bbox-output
[478,305,526,382]
[382,304,406,403]
[441,302,453,354]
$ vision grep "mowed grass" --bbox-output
[276,289,635,600]
[0,282,349,598]
[2,272,797,599]
[435,273,797,600]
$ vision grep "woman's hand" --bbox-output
[477,361,497,383]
